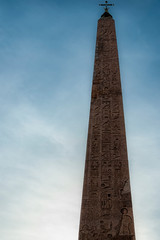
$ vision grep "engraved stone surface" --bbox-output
[78,13,136,240]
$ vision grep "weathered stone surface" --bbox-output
[78,14,136,240]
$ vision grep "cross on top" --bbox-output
[99,1,114,10]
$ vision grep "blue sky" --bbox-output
[0,0,160,239]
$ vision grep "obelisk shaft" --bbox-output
[79,14,136,240]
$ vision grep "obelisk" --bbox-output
[78,5,136,240]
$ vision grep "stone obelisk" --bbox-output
[78,7,136,240]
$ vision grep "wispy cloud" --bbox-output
[0,0,160,240]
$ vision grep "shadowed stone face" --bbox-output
[78,13,136,240]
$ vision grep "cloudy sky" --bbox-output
[0,0,160,239]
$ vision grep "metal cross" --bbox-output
[99,1,114,10]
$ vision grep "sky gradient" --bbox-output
[0,0,160,240]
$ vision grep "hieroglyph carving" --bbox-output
[79,15,136,240]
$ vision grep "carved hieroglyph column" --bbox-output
[78,11,136,240]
